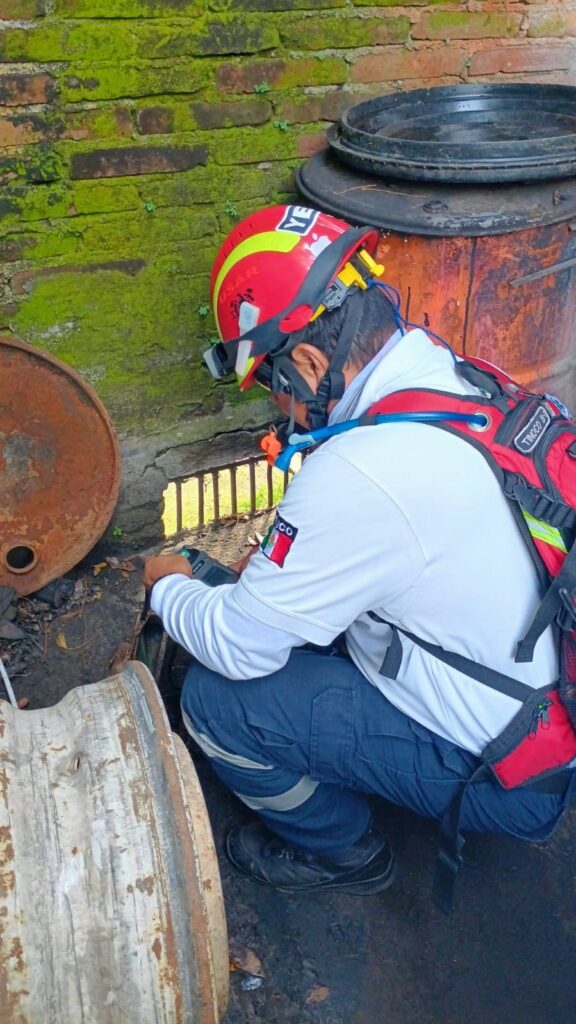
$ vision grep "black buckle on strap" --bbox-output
[558,587,576,632]
[503,473,575,530]
[437,845,464,877]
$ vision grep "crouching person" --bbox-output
[144,206,576,909]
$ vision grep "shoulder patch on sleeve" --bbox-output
[261,512,298,567]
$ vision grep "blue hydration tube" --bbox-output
[275,281,475,472]
[275,410,489,472]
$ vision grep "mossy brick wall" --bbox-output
[1,0,576,540]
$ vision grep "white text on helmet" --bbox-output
[276,205,319,236]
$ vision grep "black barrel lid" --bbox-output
[296,150,576,238]
[329,84,576,184]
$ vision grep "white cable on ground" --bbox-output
[0,658,18,707]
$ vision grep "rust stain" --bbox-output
[9,937,24,974]
[135,875,154,896]
[151,937,162,961]
[0,766,9,803]
[0,911,29,1024]
[158,905,182,1017]
[0,825,15,897]
[117,717,139,761]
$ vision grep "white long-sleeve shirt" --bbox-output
[151,329,557,756]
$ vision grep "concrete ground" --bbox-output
[3,520,575,1024]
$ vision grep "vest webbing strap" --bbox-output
[369,612,533,703]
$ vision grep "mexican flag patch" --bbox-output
[261,512,298,568]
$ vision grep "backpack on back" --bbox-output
[364,357,576,909]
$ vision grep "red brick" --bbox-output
[191,99,271,129]
[136,106,175,135]
[0,116,37,147]
[0,0,46,18]
[216,59,286,93]
[528,11,576,39]
[0,235,35,262]
[297,133,328,158]
[277,89,352,125]
[0,72,56,106]
[351,45,465,84]
[469,44,575,76]
[216,56,346,93]
[115,107,133,135]
[70,144,208,179]
[0,304,18,328]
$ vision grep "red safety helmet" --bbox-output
[204,204,382,391]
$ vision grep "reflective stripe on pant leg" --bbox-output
[181,655,372,854]
[182,709,319,813]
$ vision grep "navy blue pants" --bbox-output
[181,648,575,857]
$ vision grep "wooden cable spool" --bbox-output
[0,661,228,1024]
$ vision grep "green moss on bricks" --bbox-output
[3,206,219,262]
[280,13,410,49]
[351,0,445,5]
[420,11,521,39]
[0,161,294,229]
[213,0,345,9]
[1,15,278,63]
[8,263,232,434]
[54,0,202,15]
[0,144,64,185]
[60,59,208,103]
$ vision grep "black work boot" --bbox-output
[225,822,395,895]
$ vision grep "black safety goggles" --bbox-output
[252,358,292,395]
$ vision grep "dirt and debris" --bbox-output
[1,512,576,1024]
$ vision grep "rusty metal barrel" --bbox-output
[0,661,228,1024]
[298,85,576,410]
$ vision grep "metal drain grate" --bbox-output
[163,454,302,536]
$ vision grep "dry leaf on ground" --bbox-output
[305,986,330,1005]
[55,631,68,650]
[92,562,108,576]
[229,944,265,978]
[108,639,135,674]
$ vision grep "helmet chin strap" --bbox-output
[270,290,366,431]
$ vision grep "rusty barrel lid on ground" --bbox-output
[0,336,120,596]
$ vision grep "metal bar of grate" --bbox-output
[198,474,205,527]
[175,480,183,534]
[230,466,237,516]
[165,452,305,537]
[249,460,256,514]
[212,469,220,522]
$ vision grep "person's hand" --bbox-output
[229,543,260,576]
[142,554,193,589]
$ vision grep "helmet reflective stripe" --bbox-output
[212,230,301,337]
[522,509,568,553]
